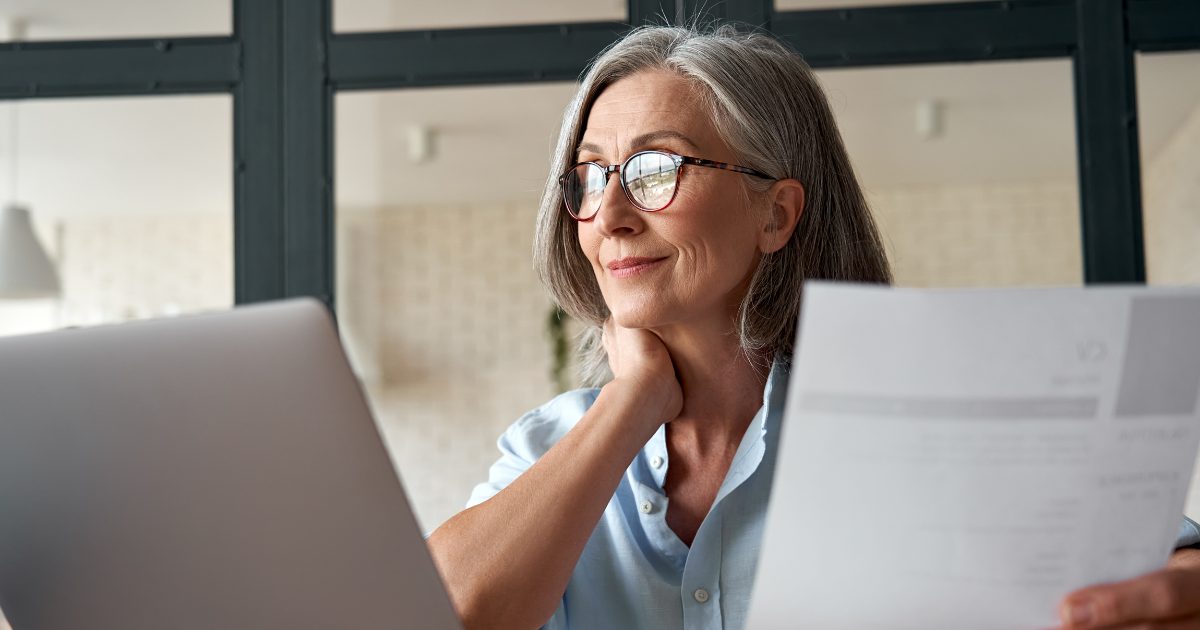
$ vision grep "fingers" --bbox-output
[1059,566,1200,629]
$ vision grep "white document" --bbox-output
[748,282,1200,630]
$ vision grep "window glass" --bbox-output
[337,57,1090,530]
[817,59,1082,287]
[335,0,625,33]
[336,83,579,531]
[0,96,232,337]
[0,1,229,41]
[1136,51,1200,287]
[1136,50,1200,519]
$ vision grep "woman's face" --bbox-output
[576,69,767,332]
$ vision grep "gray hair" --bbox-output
[533,24,892,386]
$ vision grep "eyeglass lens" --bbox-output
[564,152,679,220]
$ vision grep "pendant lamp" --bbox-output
[0,203,61,298]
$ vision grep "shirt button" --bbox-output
[651,455,664,469]
[693,588,710,603]
[639,500,654,514]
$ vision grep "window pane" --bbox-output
[0,96,232,337]
[1137,51,1200,287]
[817,59,1082,287]
[335,0,625,33]
[336,83,578,531]
[0,0,230,41]
[1136,50,1200,520]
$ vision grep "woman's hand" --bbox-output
[430,320,684,630]
[602,319,683,426]
[1055,548,1200,629]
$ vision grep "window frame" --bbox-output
[0,0,1196,309]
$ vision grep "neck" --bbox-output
[651,315,770,454]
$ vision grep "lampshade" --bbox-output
[0,203,61,299]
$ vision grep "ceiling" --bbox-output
[0,2,1196,215]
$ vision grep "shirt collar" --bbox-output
[713,355,789,502]
[640,355,790,495]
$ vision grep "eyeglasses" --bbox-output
[558,150,775,221]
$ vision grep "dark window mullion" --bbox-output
[0,38,237,99]
[234,0,286,304]
[234,0,333,306]
[630,0,684,26]
[328,23,626,91]
[1073,0,1145,284]
[772,1,1076,68]
[1129,0,1200,53]
[282,0,334,306]
[629,0,771,29]
[683,0,772,29]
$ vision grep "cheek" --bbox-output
[576,223,600,261]
[576,224,607,285]
[668,192,760,280]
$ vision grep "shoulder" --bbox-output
[466,388,603,510]
[498,387,601,462]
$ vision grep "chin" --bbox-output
[608,303,661,329]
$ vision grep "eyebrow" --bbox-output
[575,130,701,160]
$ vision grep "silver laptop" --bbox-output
[0,299,461,630]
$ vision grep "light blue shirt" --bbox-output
[467,361,1200,630]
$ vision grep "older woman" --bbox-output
[427,25,1200,630]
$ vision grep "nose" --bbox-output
[592,170,644,238]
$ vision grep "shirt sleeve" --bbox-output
[1177,516,1200,549]
[465,389,597,509]
[465,422,537,508]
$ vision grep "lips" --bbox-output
[606,256,668,278]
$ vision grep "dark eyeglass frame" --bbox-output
[558,150,776,222]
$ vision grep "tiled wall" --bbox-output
[1145,101,1200,285]
[0,213,232,336]
[870,181,1083,288]
[336,202,561,532]
[57,213,234,326]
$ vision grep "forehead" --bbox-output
[580,70,718,151]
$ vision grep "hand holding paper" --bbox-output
[748,283,1200,630]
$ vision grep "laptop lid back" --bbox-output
[0,299,460,629]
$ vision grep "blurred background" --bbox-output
[0,0,1197,536]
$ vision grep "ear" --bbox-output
[757,178,805,254]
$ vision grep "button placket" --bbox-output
[645,424,669,487]
[679,508,723,628]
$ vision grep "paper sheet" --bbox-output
[748,283,1200,630]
